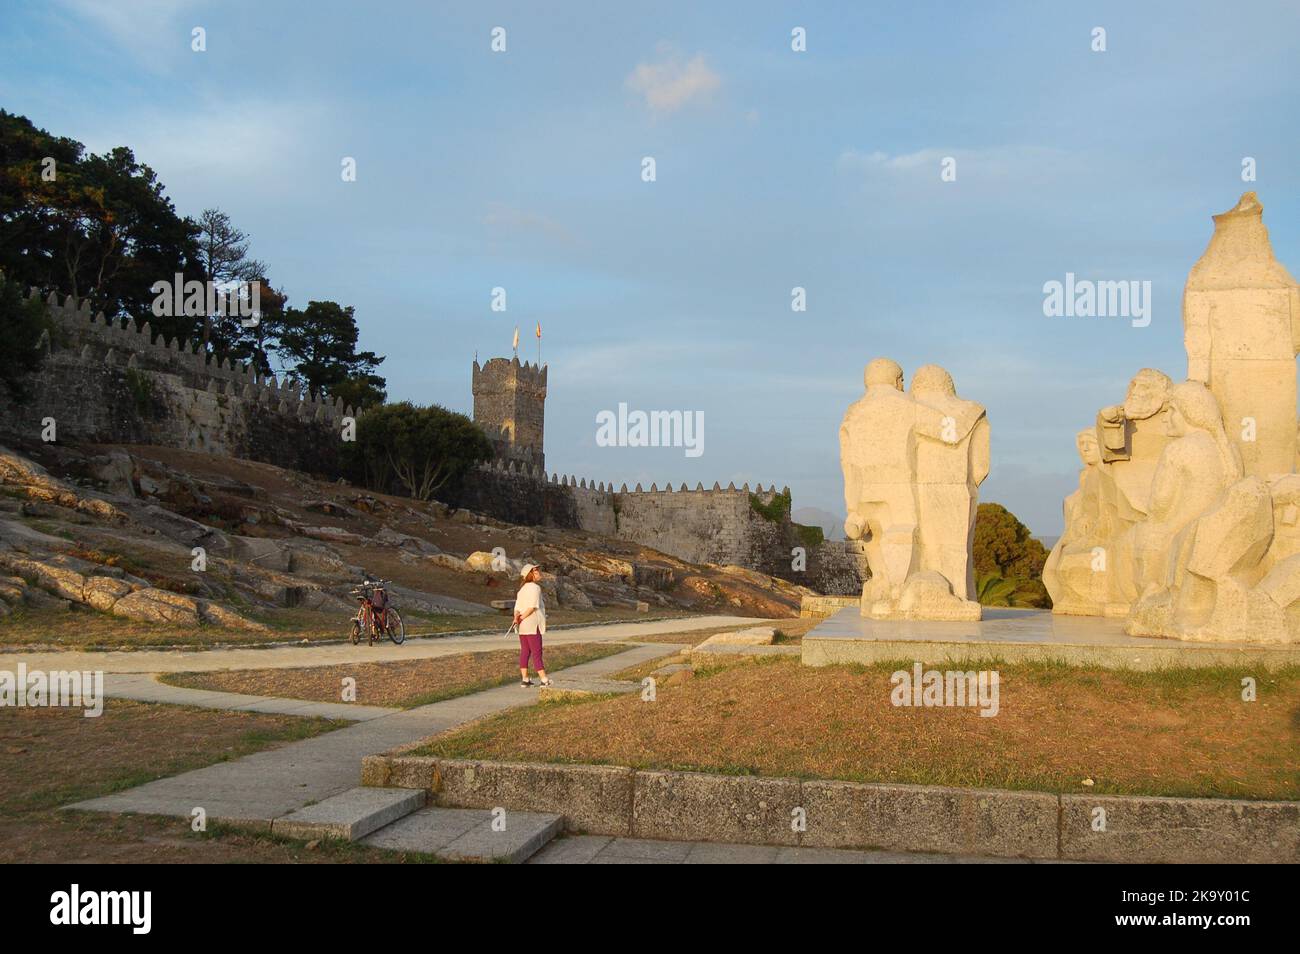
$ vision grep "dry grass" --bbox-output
[612,652,693,681]
[161,642,631,708]
[0,700,340,818]
[0,700,431,863]
[418,657,1300,801]
[3,811,443,864]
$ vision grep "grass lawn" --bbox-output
[160,642,633,708]
[415,656,1300,801]
[0,699,436,862]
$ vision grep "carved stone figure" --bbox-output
[1050,193,1300,643]
[1043,429,1117,615]
[840,358,921,607]
[1128,381,1243,595]
[839,359,987,620]
[910,364,989,601]
[1183,191,1300,478]
[1095,368,1173,521]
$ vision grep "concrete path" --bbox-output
[11,614,747,674]
[70,643,681,824]
[528,836,1044,865]
[102,673,398,721]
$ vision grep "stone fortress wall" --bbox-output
[456,453,865,593]
[1,290,352,474]
[459,460,778,561]
[1,291,864,593]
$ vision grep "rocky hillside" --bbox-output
[0,442,812,647]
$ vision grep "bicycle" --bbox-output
[349,579,405,645]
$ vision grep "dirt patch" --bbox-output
[161,642,633,708]
[418,657,1300,801]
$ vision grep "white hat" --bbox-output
[520,563,539,579]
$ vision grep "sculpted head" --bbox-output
[1165,380,1243,480]
[1124,368,1173,420]
[1076,428,1101,466]
[1165,381,1220,438]
[911,364,956,397]
[864,358,904,392]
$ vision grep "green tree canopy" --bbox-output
[973,502,1052,608]
[0,110,202,342]
[277,300,387,409]
[0,271,52,400]
[356,402,493,500]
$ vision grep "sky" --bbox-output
[2,0,1298,536]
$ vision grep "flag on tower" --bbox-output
[535,322,542,338]
[512,326,519,353]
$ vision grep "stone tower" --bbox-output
[472,357,547,471]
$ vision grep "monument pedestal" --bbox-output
[801,607,1300,671]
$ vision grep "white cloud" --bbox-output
[626,49,721,114]
[55,0,205,65]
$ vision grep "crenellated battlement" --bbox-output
[471,459,785,501]
[35,289,358,426]
[471,356,547,390]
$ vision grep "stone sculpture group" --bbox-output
[838,192,1300,643]
[840,359,989,620]
[1043,193,1300,643]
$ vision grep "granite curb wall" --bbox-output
[359,755,1299,862]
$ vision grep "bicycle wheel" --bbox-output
[386,608,406,645]
[349,617,361,645]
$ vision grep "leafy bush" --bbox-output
[355,402,493,500]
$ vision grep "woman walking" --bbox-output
[513,563,552,687]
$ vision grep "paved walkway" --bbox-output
[102,673,398,721]
[528,836,1043,865]
[56,619,1007,863]
[70,643,679,824]
[12,614,747,674]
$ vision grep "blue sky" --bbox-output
[3,0,1298,535]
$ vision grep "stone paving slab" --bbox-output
[361,806,563,863]
[526,834,614,865]
[273,787,425,841]
[439,811,564,863]
[803,607,1300,670]
[537,677,638,699]
[526,836,1042,864]
[361,807,487,851]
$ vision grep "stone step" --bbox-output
[537,676,639,700]
[273,787,425,841]
[361,806,564,863]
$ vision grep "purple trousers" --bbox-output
[519,633,544,671]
